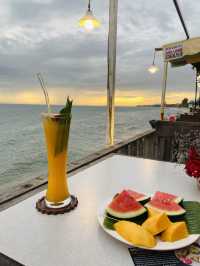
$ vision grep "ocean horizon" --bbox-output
[0,102,163,107]
[0,104,187,188]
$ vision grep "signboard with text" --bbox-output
[164,45,183,61]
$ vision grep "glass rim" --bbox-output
[41,113,71,120]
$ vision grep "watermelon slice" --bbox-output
[126,189,150,204]
[106,190,146,219]
[152,191,182,204]
[145,198,186,217]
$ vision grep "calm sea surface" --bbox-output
[0,104,186,187]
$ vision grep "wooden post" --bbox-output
[107,0,118,145]
[195,68,198,109]
[160,61,168,120]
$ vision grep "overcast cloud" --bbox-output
[0,0,199,105]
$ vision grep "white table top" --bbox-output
[0,155,199,266]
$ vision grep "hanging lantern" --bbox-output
[79,0,101,31]
[148,49,159,74]
[148,64,159,74]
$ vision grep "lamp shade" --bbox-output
[79,10,100,31]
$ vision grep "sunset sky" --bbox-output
[0,0,199,106]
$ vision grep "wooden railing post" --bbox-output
[107,0,118,145]
[160,61,168,120]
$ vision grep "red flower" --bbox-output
[185,147,200,178]
[188,146,200,160]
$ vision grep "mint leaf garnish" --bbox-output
[59,97,73,118]
[54,97,73,156]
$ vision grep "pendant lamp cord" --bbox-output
[88,0,91,11]
[152,50,156,65]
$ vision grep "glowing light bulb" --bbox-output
[79,10,100,32]
[83,19,95,31]
[148,64,159,74]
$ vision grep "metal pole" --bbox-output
[160,61,168,120]
[107,0,118,145]
[173,0,190,40]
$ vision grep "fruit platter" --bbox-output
[97,190,200,251]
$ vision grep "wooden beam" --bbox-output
[107,0,118,145]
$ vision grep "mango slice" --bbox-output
[114,221,156,248]
[142,212,171,235]
[147,207,160,217]
[160,221,189,242]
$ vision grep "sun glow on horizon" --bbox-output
[0,88,195,106]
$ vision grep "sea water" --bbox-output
[0,104,185,186]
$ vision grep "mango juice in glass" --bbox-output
[42,111,71,208]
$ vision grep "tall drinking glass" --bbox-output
[42,113,71,208]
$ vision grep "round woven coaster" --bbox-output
[36,195,78,215]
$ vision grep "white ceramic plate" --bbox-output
[97,199,200,251]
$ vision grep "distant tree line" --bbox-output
[136,98,191,108]
[180,98,189,108]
